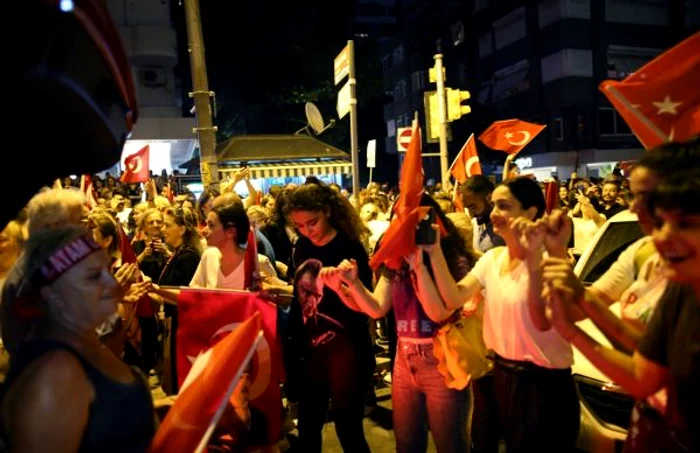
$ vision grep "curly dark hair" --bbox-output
[379,193,477,281]
[285,182,368,244]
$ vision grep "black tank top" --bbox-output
[2,340,155,452]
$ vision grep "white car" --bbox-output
[571,210,645,453]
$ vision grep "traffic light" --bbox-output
[446,88,471,121]
[423,91,440,141]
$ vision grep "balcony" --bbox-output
[119,25,177,66]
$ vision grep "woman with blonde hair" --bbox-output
[0,225,155,451]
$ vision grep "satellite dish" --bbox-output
[295,102,335,136]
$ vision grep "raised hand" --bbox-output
[336,259,359,285]
[541,257,584,304]
[543,211,573,257]
[510,217,545,258]
[319,266,344,292]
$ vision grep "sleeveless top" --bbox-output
[2,340,155,452]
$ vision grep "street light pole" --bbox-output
[183,0,219,188]
[434,53,449,188]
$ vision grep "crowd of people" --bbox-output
[0,137,698,453]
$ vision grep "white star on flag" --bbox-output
[504,132,513,139]
[652,95,683,115]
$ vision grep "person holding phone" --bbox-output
[321,194,478,453]
[410,177,580,452]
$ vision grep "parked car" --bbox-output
[572,210,645,453]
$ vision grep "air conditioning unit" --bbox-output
[140,68,166,89]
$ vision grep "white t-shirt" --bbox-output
[572,217,599,255]
[470,247,573,369]
[190,247,276,290]
[590,236,652,302]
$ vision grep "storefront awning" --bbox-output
[219,159,351,179]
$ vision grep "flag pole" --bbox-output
[193,332,264,453]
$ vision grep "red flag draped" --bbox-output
[370,120,430,270]
[478,119,546,155]
[599,32,700,150]
[150,313,263,453]
[176,288,281,446]
[449,134,481,184]
[121,145,150,183]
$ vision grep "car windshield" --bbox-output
[579,221,644,285]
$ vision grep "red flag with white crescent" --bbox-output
[150,313,263,453]
[176,288,281,446]
[121,145,150,183]
[80,175,98,209]
[479,119,546,155]
[449,134,482,184]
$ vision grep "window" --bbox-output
[411,71,426,92]
[478,32,493,58]
[478,80,493,104]
[539,0,591,28]
[598,108,632,136]
[555,116,564,140]
[607,46,662,80]
[450,20,465,46]
[493,59,530,101]
[579,221,644,285]
[387,119,396,137]
[393,45,404,66]
[541,49,593,84]
[394,79,407,100]
[605,0,668,25]
[382,55,391,72]
[493,7,526,50]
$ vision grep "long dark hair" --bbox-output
[285,182,368,244]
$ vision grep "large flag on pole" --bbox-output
[599,32,700,150]
[449,134,481,184]
[370,115,431,270]
[150,313,263,453]
[478,119,546,155]
[176,288,281,446]
[121,145,150,183]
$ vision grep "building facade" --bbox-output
[106,0,197,175]
[381,0,699,182]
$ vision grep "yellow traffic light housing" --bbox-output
[446,88,471,121]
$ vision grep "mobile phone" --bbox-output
[576,183,585,194]
[415,208,437,245]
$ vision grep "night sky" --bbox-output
[173,0,398,184]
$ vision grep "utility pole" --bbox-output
[434,53,449,188]
[184,0,219,188]
[348,40,360,200]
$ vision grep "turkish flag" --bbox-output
[121,145,150,183]
[452,182,465,213]
[370,119,431,270]
[176,288,281,446]
[449,134,481,184]
[600,32,700,150]
[478,119,546,155]
[150,313,263,453]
